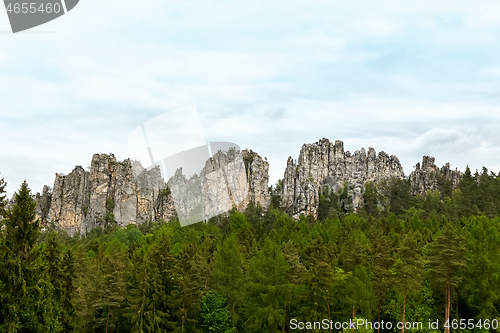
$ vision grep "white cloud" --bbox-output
[1,0,500,195]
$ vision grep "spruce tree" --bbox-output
[4,181,39,259]
[212,234,244,325]
[0,181,46,332]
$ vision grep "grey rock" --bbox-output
[241,149,271,209]
[281,138,405,218]
[42,148,271,233]
[166,148,271,225]
[35,185,52,225]
[409,156,462,195]
[45,154,176,234]
[47,166,90,235]
[38,140,464,232]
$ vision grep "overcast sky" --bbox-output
[1,0,500,196]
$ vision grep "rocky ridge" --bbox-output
[38,154,176,234]
[36,149,271,234]
[409,156,462,195]
[281,138,405,218]
[34,139,463,233]
[281,138,463,218]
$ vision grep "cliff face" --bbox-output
[35,139,464,232]
[34,185,52,224]
[45,154,176,234]
[242,149,270,209]
[47,166,89,234]
[409,156,462,195]
[280,140,463,218]
[281,138,405,218]
[165,148,271,225]
[40,149,270,233]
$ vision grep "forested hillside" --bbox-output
[0,167,499,332]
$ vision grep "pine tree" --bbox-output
[458,166,478,216]
[363,181,379,216]
[212,234,244,325]
[130,228,179,332]
[391,232,423,333]
[302,237,349,328]
[174,242,204,333]
[95,240,129,332]
[200,291,235,333]
[381,178,412,214]
[370,230,394,333]
[340,225,373,319]
[61,248,77,331]
[244,238,291,332]
[461,216,500,319]
[429,224,468,333]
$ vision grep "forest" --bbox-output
[0,167,499,332]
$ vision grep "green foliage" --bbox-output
[212,234,244,324]
[104,197,116,228]
[200,292,235,333]
[318,185,341,220]
[243,238,291,332]
[0,177,499,332]
[380,177,413,214]
[0,182,77,332]
[461,216,500,319]
[429,223,468,291]
[363,181,379,216]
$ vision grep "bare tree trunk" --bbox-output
[444,286,450,333]
[232,303,236,326]
[105,309,110,333]
[181,305,185,333]
[352,304,356,333]
[402,294,406,333]
[328,303,332,333]
[447,286,451,332]
[283,306,286,333]
[377,299,381,333]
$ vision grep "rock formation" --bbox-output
[409,156,462,195]
[281,138,405,218]
[45,154,176,234]
[34,138,464,232]
[241,149,271,209]
[47,165,89,234]
[165,148,270,226]
[34,185,52,224]
[39,149,270,234]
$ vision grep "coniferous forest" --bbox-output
[0,168,499,332]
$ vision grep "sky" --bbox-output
[1,0,500,196]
